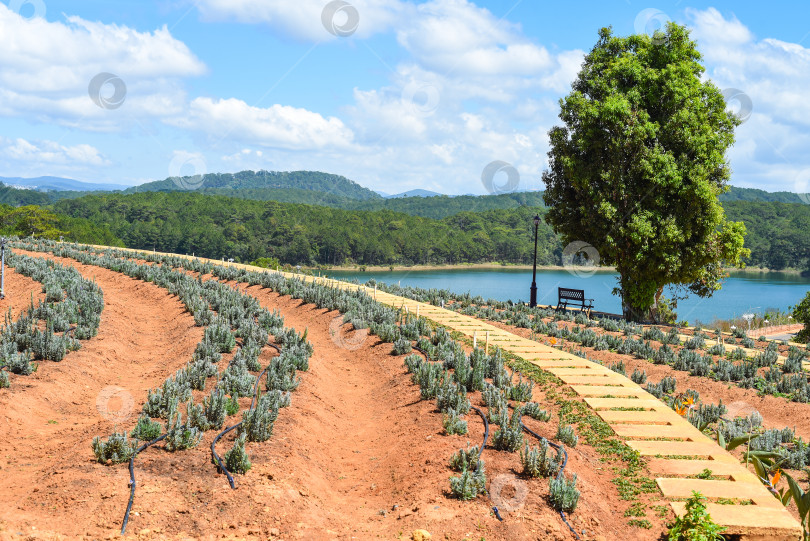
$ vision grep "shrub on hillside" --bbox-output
[794,291,810,343]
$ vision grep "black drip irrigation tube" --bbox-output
[469,405,489,457]
[121,434,167,535]
[122,342,282,534]
[211,342,281,489]
[521,420,580,540]
[412,344,576,537]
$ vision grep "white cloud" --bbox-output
[0,136,109,167]
[174,97,355,150]
[0,4,205,127]
[397,0,553,76]
[688,7,810,191]
[192,0,407,41]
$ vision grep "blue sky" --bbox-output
[1,0,809,195]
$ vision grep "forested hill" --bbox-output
[198,188,547,219]
[4,168,809,224]
[723,201,810,270]
[719,186,808,204]
[52,192,560,266]
[349,192,546,218]
[0,183,52,206]
[124,170,382,201]
[51,191,810,271]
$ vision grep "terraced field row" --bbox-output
[78,244,805,540]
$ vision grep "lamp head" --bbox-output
[533,215,541,226]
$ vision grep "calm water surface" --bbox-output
[326,268,810,324]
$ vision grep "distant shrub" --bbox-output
[449,446,481,472]
[631,369,647,384]
[549,473,580,513]
[555,423,578,447]
[524,402,551,422]
[449,462,486,500]
[224,434,251,475]
[392,337,412,355]
[130,414,162,442]
[443,409,468,435]
[492,407,524,452]
[92,431,136,464]
[520,439,562,478]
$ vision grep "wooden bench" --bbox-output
[556,287,594,316]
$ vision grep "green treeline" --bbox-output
[193,189,547,219]
[52,192,560,265]
[0,204,123,246]
[723,201,810,270]
[17,191,810,273]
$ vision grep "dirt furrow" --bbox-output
[0,251,202,539]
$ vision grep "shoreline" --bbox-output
[307,263,617,273]
[306,263,809,275]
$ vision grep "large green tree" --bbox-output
[542,24,749,321]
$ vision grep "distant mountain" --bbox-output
[720,186,808,204]
[386,189,445,198]
[0,176,129,192]
[126,170,382,201]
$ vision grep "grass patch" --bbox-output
[506,355,660,519]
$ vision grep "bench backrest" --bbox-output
[558,287,585,300]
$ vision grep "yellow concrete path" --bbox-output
[87,246,803,540]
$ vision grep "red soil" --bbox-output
[0,253,202,540]
[0,252,670,540]
[0,265,47,319]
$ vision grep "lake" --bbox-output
[325,267,810,324]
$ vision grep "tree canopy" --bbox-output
[52,192,556,266]
[542,23,749,321]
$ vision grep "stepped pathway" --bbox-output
[89,247,804,539]
[343,289,801,540]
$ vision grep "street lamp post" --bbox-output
[0,237,6,300]
[529,215,540,307]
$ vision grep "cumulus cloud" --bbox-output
[184,0,576,194]
[173,97,355,150]
[397,0,552,76]
[0,137,109,167]
[192,0,407,40]
[688,7,810,191]
[0,4,205,127]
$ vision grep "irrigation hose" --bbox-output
[520,418,580,541]
[211,421,243,489]
[469,405,490,456]
[211,342,278,488]
[121,433,167,535]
